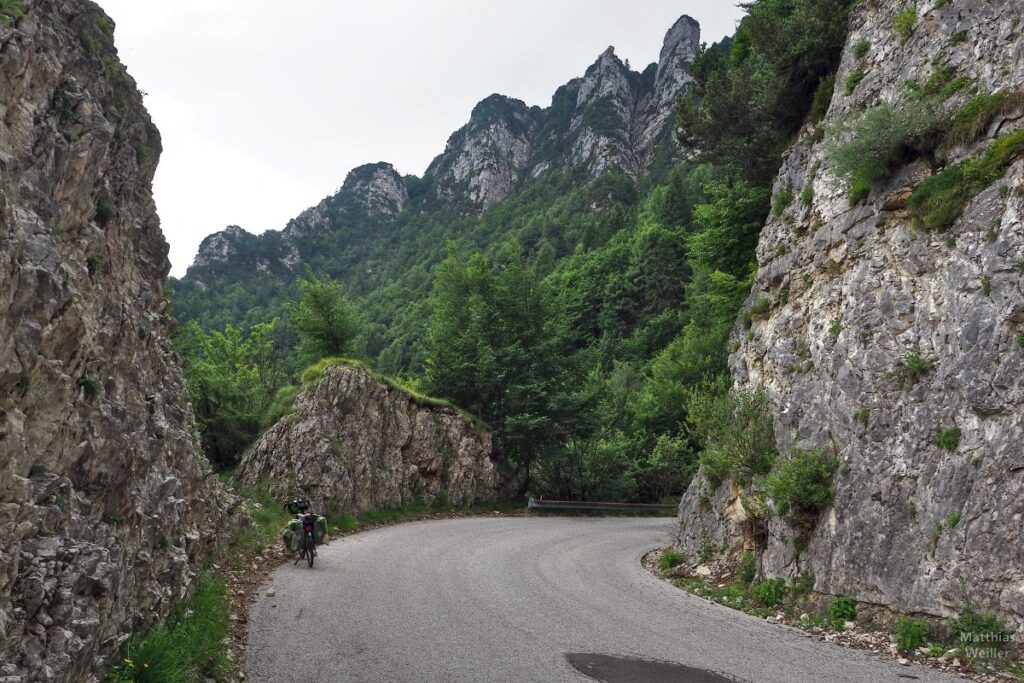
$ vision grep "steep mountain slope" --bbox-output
[0,1,239,679]
[171,15,701,366]
[676,0,1024,631]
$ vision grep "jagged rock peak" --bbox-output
[656,15,700,87]
[189,224,253,272]
[429,94,541,209]
[338,161,409,218]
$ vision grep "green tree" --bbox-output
[426,246,577,490]
[177,320,286,467]
[288,270,363,362]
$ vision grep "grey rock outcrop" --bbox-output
[236,364,501,514]
[676,0,1024,632]
[186,162,409,282]
[428,95,542,209]
[0,1,240,680]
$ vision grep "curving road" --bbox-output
[246,517,967,683]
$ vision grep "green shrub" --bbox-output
[909,129,1024,231]
[832,102,947,200]
[78,376,101,400]
[95,196,117,226]
[844,68,866,96]
[87,252,106,275]
[829,319,841,338]
[848,174,871,205]
[944,510,961,528]
[772,186,794,217]
[96,15,115,39]
[688,389,777,488]
[808,74,836,124]
[981,277,991,296]
[894,617,930,652]
[854,407,870,424]
[0,0,23,25]
[852,39,870,59]
[893,7,917,43]
[740,297,772,329]
[935,427,961,451]
[896,352,934,384]
[791,573,815,596]
[737,551,757,586]
[768,448,840,518]
[947,604,1010,651]
[660,549,686,572]
[945,90,1024,149]
[828,595,857,624]
[800,181,814,206]
[1017,331,1024,349]
[752,577,786,607]
[949,30,967,45]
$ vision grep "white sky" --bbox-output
[97,1,746,276]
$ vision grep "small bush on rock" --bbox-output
[894,618,930,652]
[737,551,757,586]
[893,7,917,43]
[768,448,839,518]
[828,596,857,624]
[831,102,947,203]
[895,352,934,384]
[935,427,962,451]
[752,578,787,607]
[909,130,1024,231]
[660,549,686,572]
[948,604,1010,652]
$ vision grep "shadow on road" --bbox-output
[566,653,743,682]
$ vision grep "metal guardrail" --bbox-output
[527,497,676,513]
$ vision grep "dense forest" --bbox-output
[171,0,855,502]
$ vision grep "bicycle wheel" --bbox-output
[305,532,315,568]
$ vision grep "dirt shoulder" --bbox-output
[643,548,1022,683]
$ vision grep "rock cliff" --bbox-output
[676,0,1024,632]
[236,363,501,514]
[0,1,239,680]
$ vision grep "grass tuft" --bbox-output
[909,130,1024,231]
[106,574,231,683]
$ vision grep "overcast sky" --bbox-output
[97,1,746,276]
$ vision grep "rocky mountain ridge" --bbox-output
[236,363,501,514]
[0,1,241,680]
[182,14,699,285]
[676,0,1024,633]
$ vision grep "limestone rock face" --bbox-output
[0,1,240,680]
[428,95,541,209]
[676,0,1024,631]
[339,162,409,219]
[236,364,502,514]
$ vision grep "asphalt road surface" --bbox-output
[246,517,967,683]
